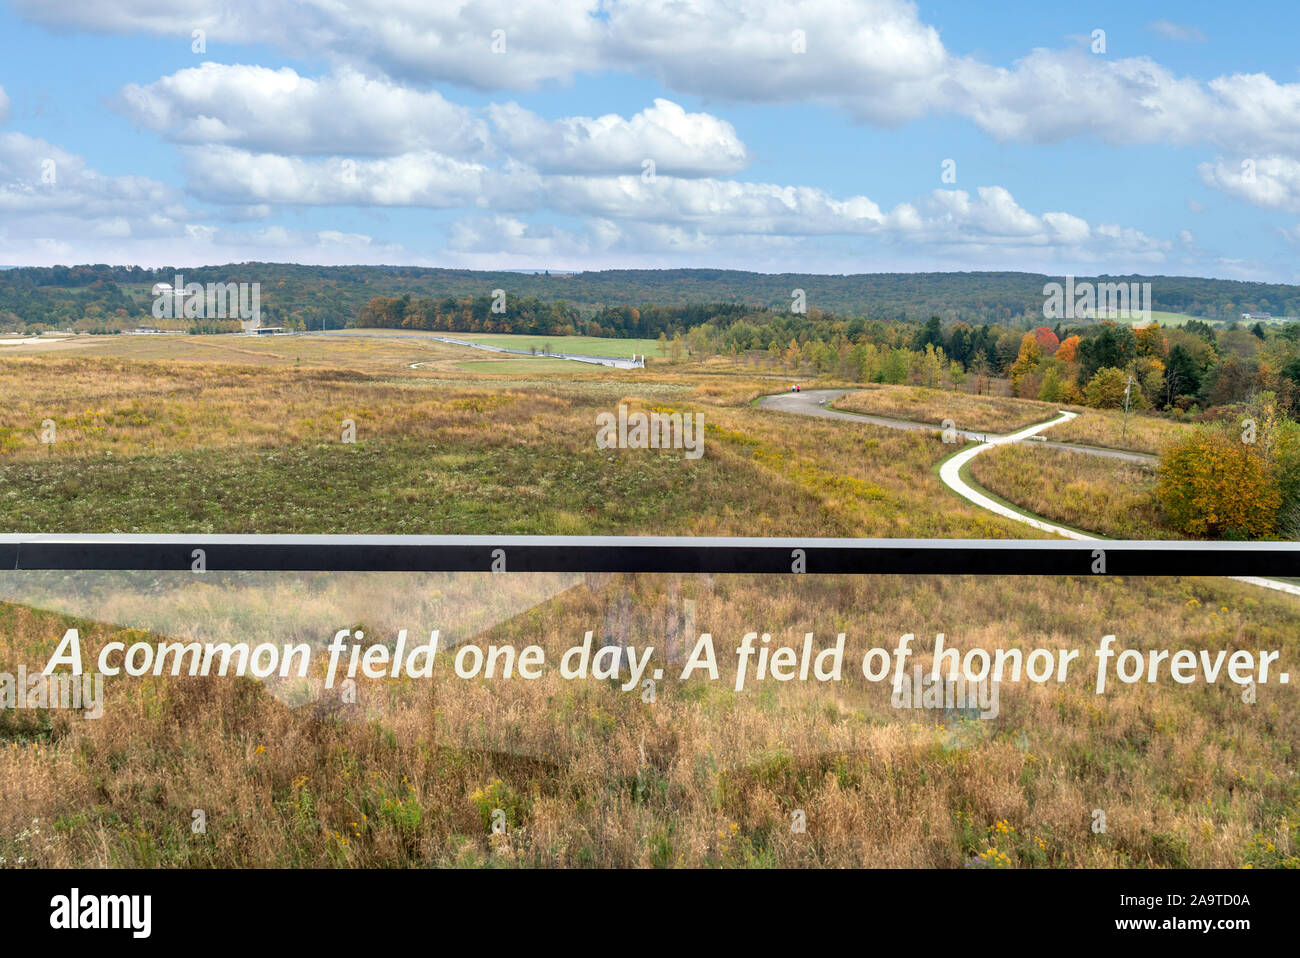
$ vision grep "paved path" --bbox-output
[937,410,1091,540]
[758,389,1155,464]
[757,389,1300,597]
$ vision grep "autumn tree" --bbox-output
[1009,332,1043,397]
[1055,335,1081,363]
[1134,323,1167,358]
[1158,432,1281,538]
[1082,366,1129,408]
[1033,326,1060,355]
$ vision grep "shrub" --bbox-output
[1157,432,1281,538]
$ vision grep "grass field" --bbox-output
[3,335,1298,871]
[969,444,1170,539]
[0,347,1032,539]
[454,358,583,373]
[418,331,667,358]
[2,570,1296,868]
[833,386,1058,434]
[0,329,667,367]
[1051,407,1190,456]
[1142,311,1217,328]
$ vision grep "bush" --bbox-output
[1157,432,1281,538]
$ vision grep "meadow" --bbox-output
[1140,311,1216,328]
[423,331,666,358]
[832,385,1059,434]
[1050,406,1189,456]
[969,445,1169,539]
[2,332,1296,870]
[0,338,1030,539]
[1,570,1295,868]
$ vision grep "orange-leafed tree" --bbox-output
[1055,335,1081,363]
[1033,326,1060,355]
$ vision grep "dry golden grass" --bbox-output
[1051,408,1192,456]
[0,351,1033,539]
[1,571,1296,868]
[3,337,1296,870]
[833,385,1058,434]
[0,331,465,369]
[969,445,1170,539]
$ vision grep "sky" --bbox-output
[1,0,1299,280]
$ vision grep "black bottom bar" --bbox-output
[3,867,1288,944]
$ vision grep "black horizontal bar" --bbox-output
[2,535,1298,578]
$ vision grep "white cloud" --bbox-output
[443,204,1170,274]
[14,0,605,90]
[0,216,410,268]
[0,86,9,125]
[0,130,413,266]
[445,179,1167,268]
[122,67,748,178]
[158,125,1168,263]
[1,2,1271,272]
[488,99,749,176]
[605,0,951,125]
[540,174,889,234]
[180,146,505,207]
[1199,155,1300,213]
[117,64,490,157]
[25,0,1300,156]
[946,50,1300,152]
[446,214,816,270]
[0,132,186,223]
[449,215,601,261]
[538,176,1165,258]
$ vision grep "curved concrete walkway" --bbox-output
[937,410,1091,540]
[757,389,1154,464]
[758,388,1300,597]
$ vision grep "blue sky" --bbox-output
[1,0,1298,280]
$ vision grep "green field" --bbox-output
[1142,310,1217,328]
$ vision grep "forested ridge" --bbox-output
[4,263,1299,332]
